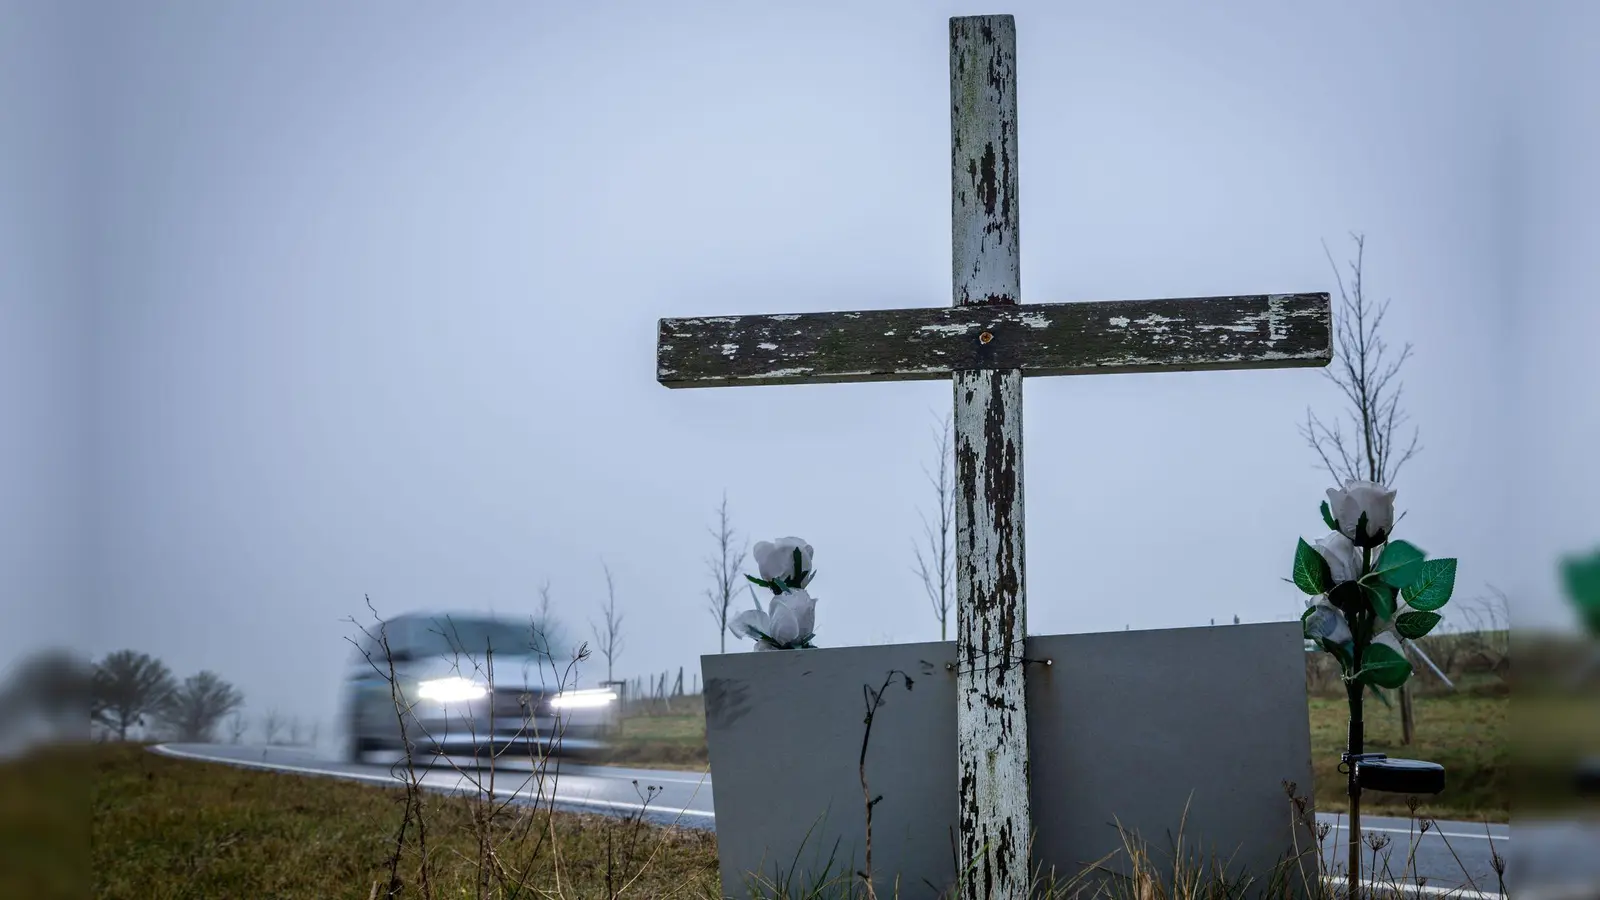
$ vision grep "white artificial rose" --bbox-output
[764,589,816,646]
[753,537,814,588]
[729,608,773,645]
[1304,597,1352,646]
[1326,480,1397,547]
[1313,531,1363,584]
[727,588,817,649]
[774,589,815,642]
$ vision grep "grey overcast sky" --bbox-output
[3,0,1595,732]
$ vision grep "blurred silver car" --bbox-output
[343,612,616,763]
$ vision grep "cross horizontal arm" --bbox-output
[657,293,1330,388]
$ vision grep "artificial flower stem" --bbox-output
[1346,649,1364,900]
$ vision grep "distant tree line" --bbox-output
[88,649,244,743]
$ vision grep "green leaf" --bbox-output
[1328,580,1363,611]
[1293,539,1332,595]
[1565,551,1600,635]
[1362,581,1396,622]
[745,575,775,591]
[1319,638,1353,673]
[1320,501,1339,531]
[1370,540,1426,589]
[1356,641,1413,689]
[1396,610,1443,640]
[1402,558,1458,611]
[1367,683,1393,709]
[1565,550,1600,605]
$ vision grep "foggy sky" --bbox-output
[4,0,1595,735]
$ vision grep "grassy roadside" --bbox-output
[0,742,88,900]
[1310,690,1507,820]
[595,703,710,771]
[79,742,719,900]
[66,739,1507,899]
[602,691,1510,822]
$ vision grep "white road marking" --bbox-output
[409,753,712,787]
[148,744,716,820]
[1322,821,1510,842]
[586,770,711,786]
[1322,877,1505,899]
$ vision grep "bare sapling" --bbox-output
[591,563,625,685]
[705,493,747,654]
[857,669,913,900]
[418,614,588,900]
[912,412,955,642]
[348,596,435,900]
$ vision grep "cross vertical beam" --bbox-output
[950,16,1030,900]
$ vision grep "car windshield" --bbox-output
[411,617,559,660]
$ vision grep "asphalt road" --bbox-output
[151,743,1552,898]
[153,743,717,828]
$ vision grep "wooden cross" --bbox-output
[656,15,1330,899]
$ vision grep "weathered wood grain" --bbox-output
[656,293,1331,388]
[954,367,1031,900]
[951,15,1030,900]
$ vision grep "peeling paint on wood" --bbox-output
[655,293,1330,387]
[951,16,1020,309]
[951,15,1029,900]
[954,369,1029,900]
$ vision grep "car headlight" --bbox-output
[549,688,617,710]
[416,677,488,702]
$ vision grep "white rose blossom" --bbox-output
[728,588,817,651]
[1313,531,1364,585]
[1292,484,1458,698]
[1326,479,1397,547]
[1303,596,1353,647]
[753,537,815,590]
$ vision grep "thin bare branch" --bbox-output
[1307,233,1422,488]
[703,493,746,654]
[590,562,624,683]
[911,410,956,641]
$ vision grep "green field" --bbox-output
[67,742,721,900]
[1308,691,1506,820]
[603,689,1509,822]
[595,698,711,770]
